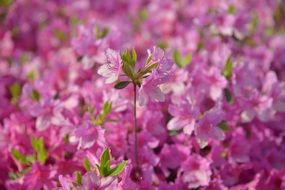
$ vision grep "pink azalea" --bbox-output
[138,47,174,105]
[195,108,225,142]
[160,144,188,169]
[70,123,105,149]
[71,21,103,56]
[97,48,123,84]
[181,155,212,189]
[1,0,285,189]
[167,97,199,135]
[23,163,55,190]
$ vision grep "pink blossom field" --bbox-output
[0,0,285,189]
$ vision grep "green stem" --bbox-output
[133,83,139,167]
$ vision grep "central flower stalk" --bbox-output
[98,47,174,183]
[133,83,139,167]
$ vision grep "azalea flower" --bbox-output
[23,163,55,190]
[138,47,174,105]
[195,108,225,142]
[167,97,199,135]
[181,155,212,189]
[98,49,123,84]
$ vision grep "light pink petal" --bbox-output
[183,120,195,135]
[58,175,71,190]
[210,127,225,141]
[148,86,165,102]
[138,89,148,106]
[167,117,189,131]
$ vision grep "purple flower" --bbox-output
[138,47,174,105]
[98,49,122,84]
[167,97,199,135]
[195,108,225,142]
[181,155,212,189]
[70,123,105,149]
[23,163,55,190]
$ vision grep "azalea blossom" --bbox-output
[138,47,174,105]
[1,0,285,189]
[98,48,123,83]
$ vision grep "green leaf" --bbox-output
[157,40,168,49]
[70,16,80,26]
[0,0,13,7]
[11,148,27,164]
[121,50,132,65]
[95,25,109,39]
[75,171,82,185]
[122,62,135,80]
[103,102,112,115]
[109,160,128,176]
[250,13,259,33]
[8,167,32,180]
[181,53,192,68]
[218,121,229,132]
[9,82,21,104]
[27,71,36,81]
[64,134,70,144]
[121,49,137,74]
[114,81,131,89]
[94,102,112,126]
[169,130,179,136]
[173,49,192,68]
[139,9,148,21]
[54,29,67,42]
[31,89,41,102]
[173,49,181,67]
[223,56,233,79]
[8,172,19,180]
[83,158,91,171]
[100,148,110,168]
[131,48,137,66]
[26,155,36,163]
[31,137,47,164]
[138,62,158,78]
[98,148,111,177]
[224,88,233,104]
[273,3,285,26]
[100,160,111,177]
[227,4,236,14]
[197,41,204,51]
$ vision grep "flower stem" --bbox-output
[133,83,139,167]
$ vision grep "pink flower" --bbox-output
[195,108,225,142]
[205,67,227,101]
[167,97,199,135]
[160,144,188,169]
[23,163,55,190]
[81,171,101,189]
[70,123,105,149]
[71,22,103,56]
[98,49,122,84]
[0,32,14,58]
[138,47,174,105]
[58,175,72,190]
[181,155,212,189]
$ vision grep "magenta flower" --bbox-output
[1,0,285,189]
[98,49,123,84]
[138,47,174,105]
[70,123,105,149]
[71,21,103,56]
[23,163,55,190]
[181,155,212,189]
[195,108,225,142]
[167,97,199,135]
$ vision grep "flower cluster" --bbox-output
[0,0,285,189]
